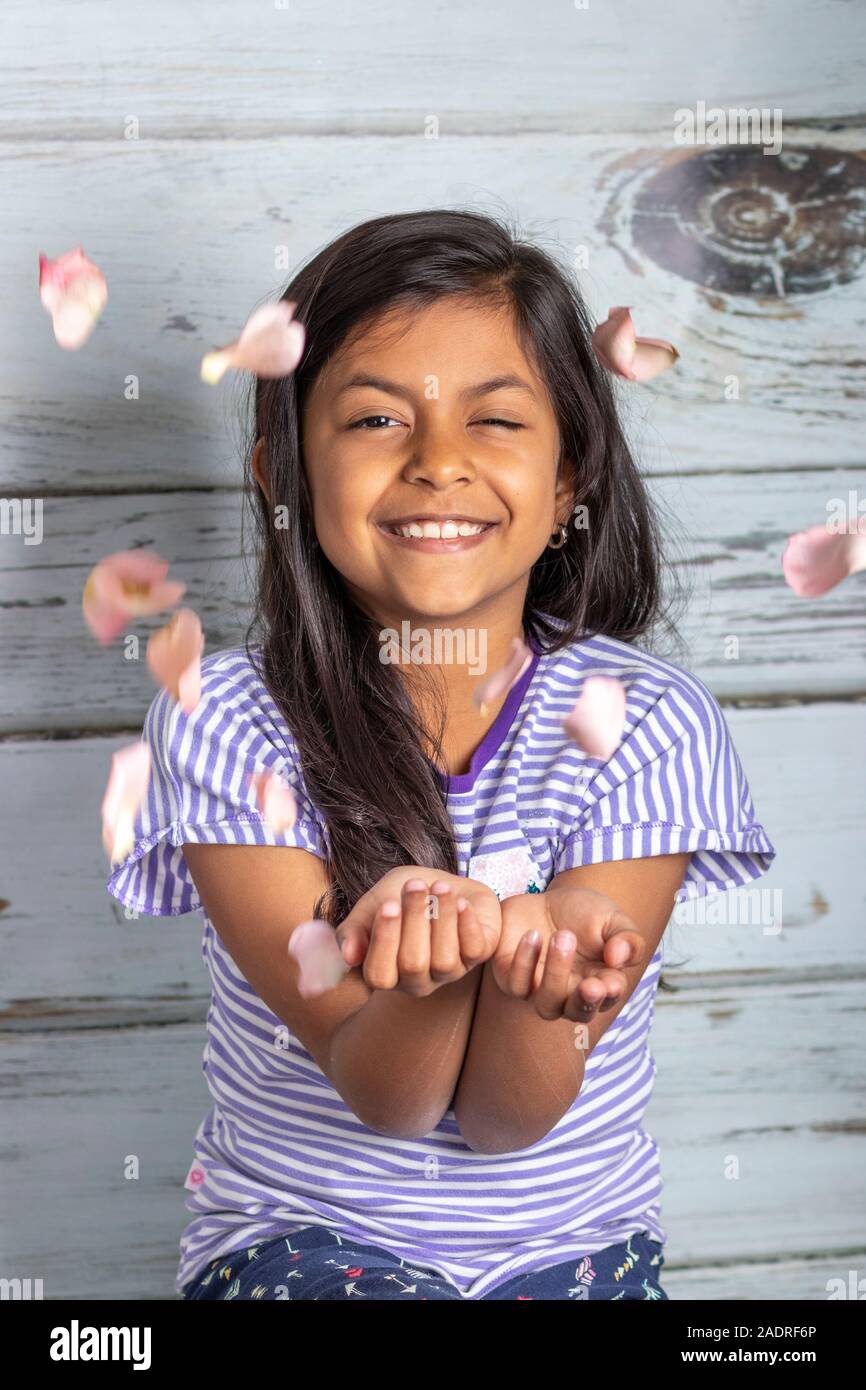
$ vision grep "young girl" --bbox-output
[107,208,776,1301]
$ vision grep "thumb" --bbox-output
[602,912,642,968]
[489,934,518,993]
[335,912,370,967]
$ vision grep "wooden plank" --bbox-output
[3,0,863,136]
[2,129,864,490]
[0,1025,209,1301]
[3,0,862,1306]
[645,977,866,1269]
[0,733,207,1016]
[659,699,866,977]
[662,1253,866,1300]
[662,466,866,699]
[2,469,864,735]
[1,703,863,1017]
[3,978,863,1299]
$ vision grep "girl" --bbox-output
[107,208,776,1301]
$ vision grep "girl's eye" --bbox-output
[348,415,524,431]
[349,415,403,430]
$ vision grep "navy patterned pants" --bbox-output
[181,1225,668,1300]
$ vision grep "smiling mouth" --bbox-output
[377,519,498,552]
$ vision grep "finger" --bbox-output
[532,930,578,1020]
[601,913,644,970]
[506,930,543,998]
[335,915,371,968]
[454,896,489,970]
[562,967,625,1021]
[396,877,432,989]
[428,880,462,981]
[592,966,629,1009]
[490,945,512,994]
[465,889,504,954]
[363,898,403,991]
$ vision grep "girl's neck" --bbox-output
[392,618,533,779]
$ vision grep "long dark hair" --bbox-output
[239,208,687,927]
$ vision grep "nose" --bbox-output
[400,421,478,488]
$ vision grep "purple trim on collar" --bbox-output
[431,631,543,795]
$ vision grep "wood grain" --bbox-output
[1,131,864,491]
[4,979,863,1300]
[2,0,864,1303]
[3,0,864,137]
[2,470,864,735]
[1,702,862,1012]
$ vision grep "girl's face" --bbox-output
[299,295,574,628]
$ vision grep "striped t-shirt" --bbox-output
[106,627,776,1298]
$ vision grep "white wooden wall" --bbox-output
[1,0,864,1300]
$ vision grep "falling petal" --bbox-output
[782,518,866,597]
[201,300,305,384]
[200,350,233,385]
[630,337,680,382]
[563,676,627,760]
[82,550,185,644]
[591,305,636,375]
[101,741,151,864]
[591,306,678,382]
[147,608,205,712]
[472,636,532,717]
[39,246,107,350]
[288,920,351,997]
[249,769,298,834]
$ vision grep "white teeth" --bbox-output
[392,519,487,539]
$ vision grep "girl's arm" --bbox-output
[183,841,484,1139]
[452,852,691,1154]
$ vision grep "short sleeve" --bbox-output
[551,673,776,903]
[106,652,330,917]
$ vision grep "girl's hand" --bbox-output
[335,866,502,997]
[492,886,644,1022]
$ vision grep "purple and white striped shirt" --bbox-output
[106,627,776,1298]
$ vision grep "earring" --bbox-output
[547,522,568,549]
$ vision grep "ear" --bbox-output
[553,454,576,527]
[252,437,271,502]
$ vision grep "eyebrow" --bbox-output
[335,372,537,402]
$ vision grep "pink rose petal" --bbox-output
[249,769,298,834]
[83,550,186,645]
[472,636,533,717]
[288,920,351,997]
[591,306,678,383]
[101,741,152,864]
[201,300,306,384]
[39,246,107,349]
[782,517,866,597]
[147,608,205,713]
[562,676,627,760]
